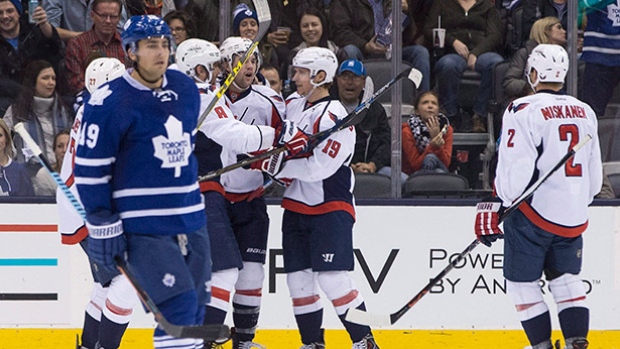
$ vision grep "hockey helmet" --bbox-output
[176,38,220,83]
[525,44,568,88]
[84,57,126,93]
[219,36,262,68]
[292,47,338,86]
[121,15,173,53]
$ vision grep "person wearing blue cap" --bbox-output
[0,0,62,115]
[233,2,258,40]
[335,59,405,182]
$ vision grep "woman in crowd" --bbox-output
[164,10,196,48]
[402,91,453,176]
[0,119,34,197]
[32,129,69,196]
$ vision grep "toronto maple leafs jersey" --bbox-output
[496,90,602,237]
[74,69,206,235]
[277,94,356,219]
[195,83,275,194]
[57,106,87,244]
[220,84,284,199]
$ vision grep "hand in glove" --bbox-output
[238,148,285,176]
[474,197,505,247]
[86,212,126,274]
[277,120,310,157]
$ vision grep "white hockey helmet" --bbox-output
[292,47,338,87]
[176,38,220,83]
[84,57,126,93]
[219,36,262,69]
[525,44,568,89]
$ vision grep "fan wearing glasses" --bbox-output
[65,0,130,97]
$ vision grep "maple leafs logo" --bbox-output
[608,1,620,26]
[152,115,191,178]
[88,85,112,106]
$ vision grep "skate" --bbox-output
[232,339,266,349]
[571,338,588,349]
[299,343,326,349]
[352,333,379,349]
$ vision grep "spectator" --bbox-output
[43,0,128,42]
[293,7,343,59]
[184,0,247,43]
[32,129,69,196]
[0,118,34,197]
[65,0,129,97]
[163,10,195,47]
[335,59,401,181]
[0,0,63,115]
[581,0,620,118]
[503,16,566,100]
[329,0,431,93]
[424,0,504,133]
[3,60,73,176]
[232,2,258,39]
[259,64,283,95]
[402,91,453,176]
[125,0,178,18]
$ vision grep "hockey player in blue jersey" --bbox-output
[74,15,210,349]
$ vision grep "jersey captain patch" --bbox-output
[152,115,191,177]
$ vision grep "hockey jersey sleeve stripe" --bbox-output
[113,183,200,198]
[119,203,204,220]
[60,225,88,245]
[74,156,116,166]
[519,201,588,238]
[74,175,112,185]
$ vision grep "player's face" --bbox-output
[292,67,312,96]
[416,93,439,122]
[336,71,364,104]
[239,18,258,40]
[91,2,121,37]
[546,23,566,45]
[54,133,69,165]
[260,68,282,93]
[300,14,322,47]
[34,67,57,98]
[0,1,19,36]
[133,37,170,80]
[232,54,258,89]
[168,18,188,45]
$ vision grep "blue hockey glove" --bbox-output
[86,213,126,272]
[277,120,310,157]
[474,197,505,247]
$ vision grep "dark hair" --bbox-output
[92,0,122,13]
[414,90,439,109]
[299,7,329,48]
[12,60,56,122]
[260,64,280,78]
[53,129,71,150]
[163,10,196,39]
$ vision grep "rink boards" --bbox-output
[0,202,618,347]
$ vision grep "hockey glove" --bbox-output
[86,213,126,273]
[238,148,285,177]
[474,197,505,247]
[277,120,310,157]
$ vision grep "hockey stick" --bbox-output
[15,123,231,342]
[13,123,86,218]
[196,0,271,128]
[345,134,593,326]
[115,256,231,342]
[197,67,422,182]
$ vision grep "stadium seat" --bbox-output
[362,59,416,108]
[598,117,620,162]
[353,173,392,198]
[603,162,620,198]
[402,172,469,197]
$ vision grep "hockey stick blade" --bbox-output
[346,135,593,327]
[196,0,271,128]
[198,67,418,182]
[115,256,231,342]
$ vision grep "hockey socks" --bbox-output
[80,312,100,349]
[203,305,227,325]
[340,302,372,343]
[98,315,129,349]
[559,307,589,343]
[232,303,260,342]
[522,311,553,348]
[294,309,324,344]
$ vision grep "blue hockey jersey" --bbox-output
[74,69,206,235]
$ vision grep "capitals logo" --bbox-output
[508,102,530,113]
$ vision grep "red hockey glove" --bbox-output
[277,120,310,157]
[474,197,505,247]
[238,149,284,176]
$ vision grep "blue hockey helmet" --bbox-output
[121,15,173,53]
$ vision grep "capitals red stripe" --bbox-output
[519,202,587,238]
[235,288,262,297]
[557,296,586,304]
[332,290,359,307]
[515,302,540,312]
[105,298,133,316]
[292,295,321,307]
[200,181,225,196]
[212,287,231,302]
[0,224,57,232]
[281,199,356,221]
[61,225,88,245]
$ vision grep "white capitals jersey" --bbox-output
[277,94,356,219]
[219,84,284,199]
[56,106,86,245]
[195,83,275,193]
[496,90,602,237]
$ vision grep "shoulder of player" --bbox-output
[251,84,285,104]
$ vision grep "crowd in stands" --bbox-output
[0,0,618,198]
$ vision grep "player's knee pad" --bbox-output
[317,271,363,315]
[548,273,587,313]
[85,282,107,321]
[287,269,322,315]
[209,268,239,311]
[507,280,549,322]
[103,275,138,324]
[233,262,264,307]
